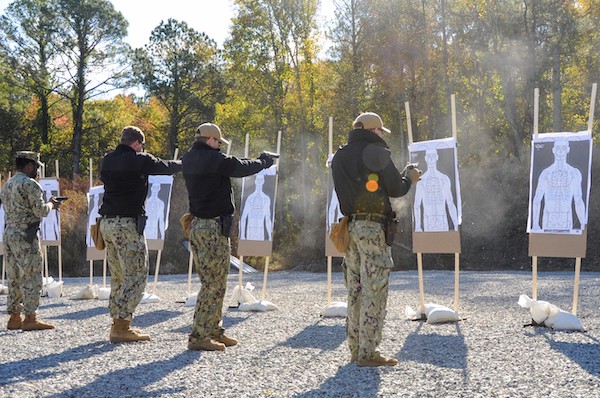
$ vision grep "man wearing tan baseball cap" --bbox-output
[195,123,230,146]
[182,122,274,351]
[352,112,391,134]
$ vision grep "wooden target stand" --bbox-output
[324,116,344,305]
[236,131,282,302]
[529,84,597,315]
[407,95,462,315]
[40,161,64,295]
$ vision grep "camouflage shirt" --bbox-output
[0,172,52,227]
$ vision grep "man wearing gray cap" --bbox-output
[332,112,421,367]
[182,122,275,351]
[0,151,61,331]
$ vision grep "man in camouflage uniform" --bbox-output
[182,123,274,351]
[99,126,181,343]
[332,113,421,367]
[1,151,61,331]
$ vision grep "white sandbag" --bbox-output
[70,284,97,300]
[518,294,551,324]
[320,301,347,317]
[545,307,585,331]
[238,300,278,312]
[184,293,198,307]
[230,282,257,306]
[97,287,111,300]
[427,306,460,324]
[140,292,160,304]
[46,281,63,298]
[42,276,54,286]
[0,284,7,295]
[405,303,459,323]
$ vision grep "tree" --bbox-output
[0,0,60,149]
[54,0,129,177]
[132,18,225,156]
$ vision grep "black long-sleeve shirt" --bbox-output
[99,144,181,217]
[182,141,266,218]
[332,129,411,217]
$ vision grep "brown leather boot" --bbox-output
[7,313,23,330]
[357,354,399,367]
[109,319,150,343]
[187,337,226,351]
[22,314,55,331]
[213,334,238,347]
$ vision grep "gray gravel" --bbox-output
[1,270,600,398]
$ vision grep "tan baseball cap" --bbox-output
[195,123,230,145]
[352,112,390,133]
[15,151,43,167]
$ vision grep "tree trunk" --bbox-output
[552,45,562,132]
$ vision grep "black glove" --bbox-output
[258,152,275,168]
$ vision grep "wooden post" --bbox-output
[572,257,581,315]
[327,117,334,305]
[187,247,194,295]
[261,257,270,300]
[407,101,425,312]
[532,88,539,300]
[89,158,93,287]
[451,94,460,312]
[239,134,250,291]
[55,160,63,285]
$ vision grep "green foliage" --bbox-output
[131,18,225,156]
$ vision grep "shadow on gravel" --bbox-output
[527,328,600,377]
[0,341,115,387]
[278,321,346,350]
[171,314,251,334]
[293,364,380,397]
[399,323,468,381]
[133,310,182,328]
[48,306,108,320]
[44,351,200,397]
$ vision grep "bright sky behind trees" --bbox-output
[0,0,335,49]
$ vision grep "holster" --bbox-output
[24,222,40,244]
[136,215,147,235]
[384,213,399,247]
[219,215,233,238]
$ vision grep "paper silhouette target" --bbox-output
[86,185,105,260]
[238,165,278,256]
[528,131,592,235]
[144,175,174,250]
[39,178,61,245]
[409,137,462,233]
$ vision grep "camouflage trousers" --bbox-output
[4,226,43,316]
[344,220,392,361]
[188,217,230,342]
[100,217,148,321]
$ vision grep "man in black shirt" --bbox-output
[332,112,420,367]
[182,123,273,351]
[99,126,181,343]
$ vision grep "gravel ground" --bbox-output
[1,269,600,398]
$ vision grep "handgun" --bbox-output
[261,151,280,159]
[406,162,419,169]
[54,196,69,202]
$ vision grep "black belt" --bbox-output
[350,213,387,224]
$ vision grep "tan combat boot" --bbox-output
[187,337,226,351]
[214,334,238,347]
[22,314,55,331]
[7,313,23,330]
[109,318,150,343]
[357,354,399,367]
